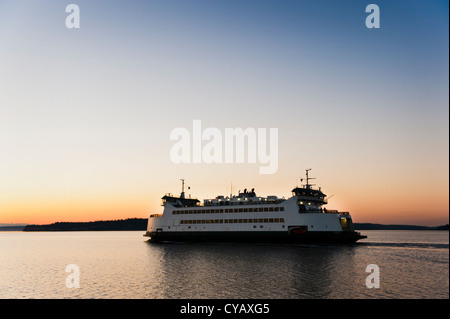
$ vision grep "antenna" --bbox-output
[305,169,316,189]
[180,179,185,199]
[230,181,233,198]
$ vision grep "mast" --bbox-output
[305,169,315,189]
[180,179,185,199]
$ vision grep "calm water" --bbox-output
[0,230,448,299]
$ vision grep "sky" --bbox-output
[0,0,448,226]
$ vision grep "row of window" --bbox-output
[180,218,285,225]
[173,207,285,215]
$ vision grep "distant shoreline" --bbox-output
[0,219,448,232]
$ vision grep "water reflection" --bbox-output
[144,242,360,299]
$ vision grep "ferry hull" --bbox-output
[144,231,366,244]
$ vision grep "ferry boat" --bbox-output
[144,170,366,244]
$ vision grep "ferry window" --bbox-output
[259,208,263,212]
[264,208,268,212]
[233,219,238,223]
[239,208,243,213]
[280,218,285,222]
[275,218,280,222]
[220,219,223,223]
[280,207,285,211]
[258,218,264,223]
[243,219,248,223]
[220,209,224,213]
[275,207,279,212]
[269,207,274,212]
[225,219,229,223]
[253,225,257,228]
[260,225,263,228]
[269,218,274,223]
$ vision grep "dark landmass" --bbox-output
[436,224,450,230]
[23,218,147,232]
[0,226,27,231]
[354,223,449,231]
[19,218,449,232]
